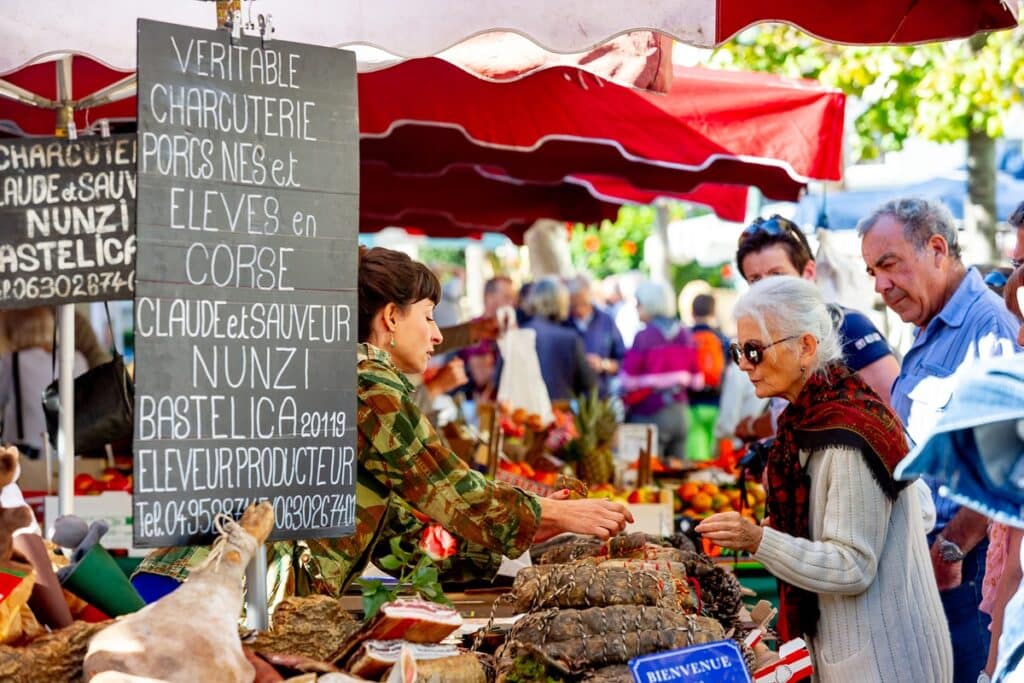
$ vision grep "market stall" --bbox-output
[0,2,1013,681]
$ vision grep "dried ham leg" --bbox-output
[83,502,274,683]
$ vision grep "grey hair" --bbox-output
[528,276,570,321]
[635,279,676,318]
[856,197,961,261]
[565,273,593,297]
[732,276,843,374]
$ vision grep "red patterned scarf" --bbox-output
[767,363,908,642]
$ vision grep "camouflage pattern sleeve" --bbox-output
[371,498,505,585]
[358,347,541,560]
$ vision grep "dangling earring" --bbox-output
[800,366,806,378]
[389,334,396,348]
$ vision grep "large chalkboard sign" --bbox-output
[0,135,136,308]
[134,20,358,547]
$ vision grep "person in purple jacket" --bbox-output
[620,279,703,462]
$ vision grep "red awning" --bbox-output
[0,56,135,137]
[0,56,774,235]
[360,59,845,201]
[360,165,751,242]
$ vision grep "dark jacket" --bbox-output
[523,316,596,401]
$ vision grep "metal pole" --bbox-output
[57,307,75,516]
[244,545,268,630]
[56,56,76,516]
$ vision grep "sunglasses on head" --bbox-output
[738,216,811,252]
[729,335,800,366]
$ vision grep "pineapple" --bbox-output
[574,389,617,484]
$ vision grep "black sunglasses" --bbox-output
[729,335,800,366]
[738,216,812,254]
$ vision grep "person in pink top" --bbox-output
[620,279,702,462]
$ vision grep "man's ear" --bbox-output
[803,260,817,281]
[928,234,950,260]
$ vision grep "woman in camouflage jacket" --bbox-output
[135,247,631,605]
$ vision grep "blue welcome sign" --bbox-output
[630,639,752,683]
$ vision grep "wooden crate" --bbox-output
[623,488,674,536]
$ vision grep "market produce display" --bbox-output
[487,531,754,681]
[508,564,697,612]
[496,606,725,679]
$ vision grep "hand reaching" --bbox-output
[425,358,468,397]
[695,511,764,554]
[535,497,634,543]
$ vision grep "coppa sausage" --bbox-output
[185,242,293,290]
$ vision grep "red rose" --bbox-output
[419,524,457,561]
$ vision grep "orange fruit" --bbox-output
[679,482,701,501]
[701,482,720,496]
[690,492,713,513]
[711,493,730,511]
[512,408,528,425]
[750,484,767,503]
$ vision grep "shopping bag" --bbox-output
[41,302,133,456]
[42,352,134,456]
[495,310,553,427]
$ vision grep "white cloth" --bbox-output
[754,445,953,683]
[0,482,40,536]
[0,348,88,451]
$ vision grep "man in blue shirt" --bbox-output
[859,198,1020,683]
[566,274,626,398]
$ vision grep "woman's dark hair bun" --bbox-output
[358,247,441,342]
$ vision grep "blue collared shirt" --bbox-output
[891,268,1021,532]
[566,306,626,397]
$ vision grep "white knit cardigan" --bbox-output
[754,445,953,683]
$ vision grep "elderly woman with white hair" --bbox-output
[697,276,952,682]
[521,276,596,401]
[619,279,702,461]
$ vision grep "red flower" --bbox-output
[419,524,457,561]
[621,240,638,256]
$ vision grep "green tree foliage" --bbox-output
[712,26,1024,257]
[568,203,694,278]
[569,206,651,277]
[712,27,1022,161]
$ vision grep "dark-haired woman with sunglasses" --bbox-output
[698,276,951,683]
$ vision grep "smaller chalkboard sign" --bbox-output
[0,135,136,309]
[629,640,752,683]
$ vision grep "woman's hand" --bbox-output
[425,358,468,397]
[695,511,764,554]
[534,497,634,543]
